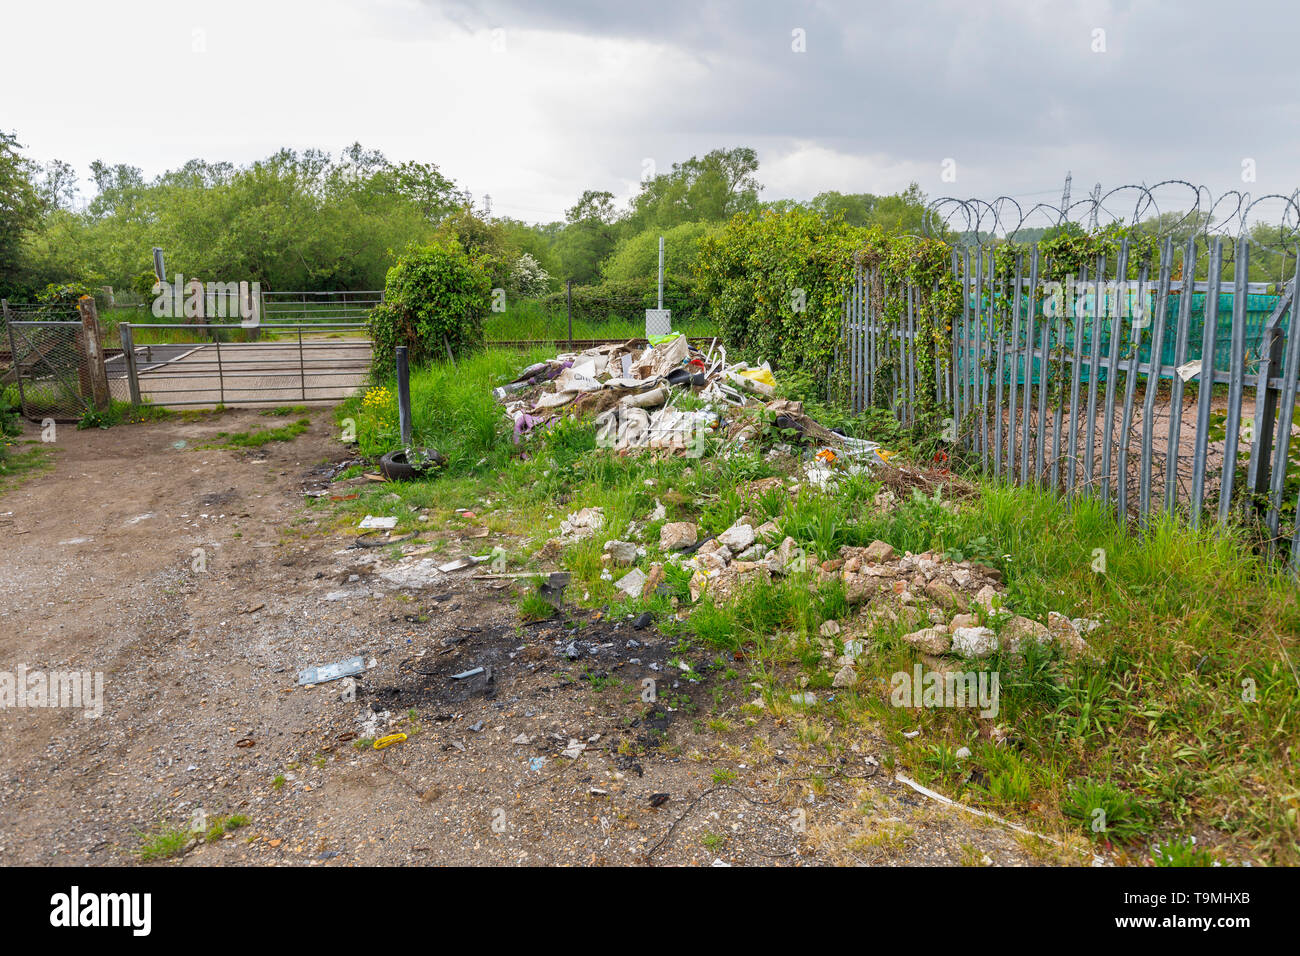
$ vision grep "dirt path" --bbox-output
[0,410,1043,867]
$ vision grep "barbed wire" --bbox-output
[922,181,1300,256]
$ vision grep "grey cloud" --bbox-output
[435,0,1300,208]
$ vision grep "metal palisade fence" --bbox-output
[840,235,1300,568]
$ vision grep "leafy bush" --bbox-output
[693,208,957,426]
[693,208,861,380]
[35,281,95,316]
[367,240,492,369]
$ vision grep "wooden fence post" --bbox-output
[76,296,110,411]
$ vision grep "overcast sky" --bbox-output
[4,0,1299,228]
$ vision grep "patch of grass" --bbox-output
[1151,837,1218,867]
[262,405,308,417]
[214,418,310,448]
[0,443,54,492]
[339,348,552,472]
[204,814,250,843]
[76,399,173,430]
[1062,778,1154,844]
[518,587,555,623]
[136,821,190,861]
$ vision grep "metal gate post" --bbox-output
[5,318,25,414]
[120,323,142,405]
[396,346,412,446]
[298,327,306,400]
[215,337,225,405]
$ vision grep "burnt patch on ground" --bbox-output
[358,608,721,753]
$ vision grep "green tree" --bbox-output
[0,131,44,295]
[554,190,619,283]
[625,146,761,232]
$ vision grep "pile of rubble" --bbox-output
[566,492,1096,681]
[493,333,890,465]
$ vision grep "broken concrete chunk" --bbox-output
[1048,611,1090,656]
[947,612,978,633]
[901,627,952,655]
[603,539,638,567]
[614,567,647,599]
[378,558,443,589]
[950,626,999,659]
[832,664,858,688]
[659,522,698,551]
[560,507,605,541]
[862,540,895,563]
[843,572,879,606]
[641,563,665,599]
[924,579,968,612]
[974,584,1001,613]
[717,521,756,552]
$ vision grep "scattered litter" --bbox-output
[373,733,407,750]
[358,515,398,530]
[561,738,586,759]
[298,656,366,686]
[451,667,486,680]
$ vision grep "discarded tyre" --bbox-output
[378,447,446,481]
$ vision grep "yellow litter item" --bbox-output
[737,367,776,389]
[373,733,408,750]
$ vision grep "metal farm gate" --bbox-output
[840,235,1300,567]
[115,321,372,408]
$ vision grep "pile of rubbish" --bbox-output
[493,332,891,466]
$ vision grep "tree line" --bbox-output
[0,133,935,303]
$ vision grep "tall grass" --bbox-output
[340,347,551,472]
